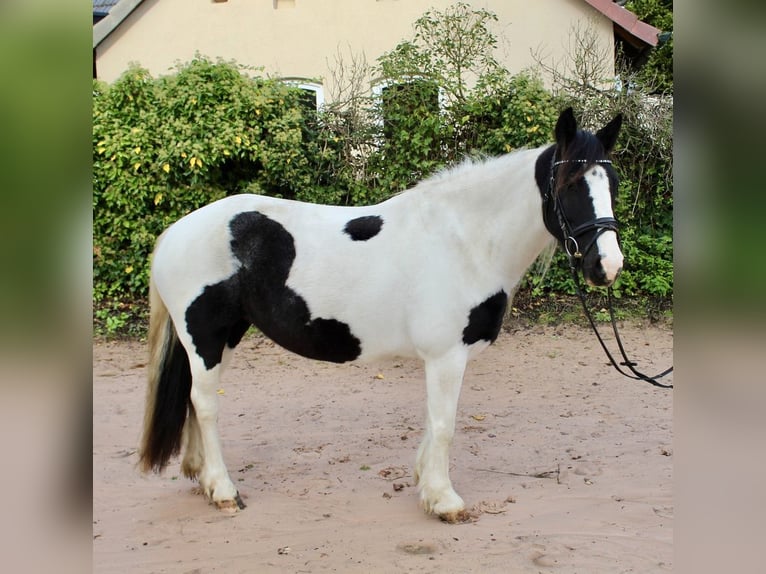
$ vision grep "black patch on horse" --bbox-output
[344,215,384,241]
[185,211,362,369]
[462,290,508,345]
[185,281,246,369]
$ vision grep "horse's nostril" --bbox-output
[600,259,623,284]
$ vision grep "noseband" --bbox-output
[542,157,619,270]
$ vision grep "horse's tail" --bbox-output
[138,251,192,473]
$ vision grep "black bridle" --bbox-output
[542,155,674,390]
[542,157,620,269]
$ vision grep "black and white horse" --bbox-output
[139,107,623,522]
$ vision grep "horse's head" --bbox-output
[539,107,624,287]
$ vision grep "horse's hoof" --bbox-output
[439,509,472,524]
[215,493,246,512]
[214,499,240,513]
[420,486,465,521]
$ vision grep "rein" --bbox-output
[544,156,674,390]
[570,268,674,389]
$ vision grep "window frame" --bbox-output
[280,78,325,111]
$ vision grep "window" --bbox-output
[281,79,324,112]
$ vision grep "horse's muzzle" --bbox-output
[586,257,623,287]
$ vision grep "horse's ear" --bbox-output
[596,113,623,154]
[555,107,577,151]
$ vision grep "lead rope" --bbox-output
[570,266,673,389]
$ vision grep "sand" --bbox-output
[93,323,672,573]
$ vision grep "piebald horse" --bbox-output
[139,107,623,522]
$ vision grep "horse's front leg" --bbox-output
[415,347,469,523]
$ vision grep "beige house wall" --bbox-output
[95,0,614,96]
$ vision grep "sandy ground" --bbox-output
[93,323,672,573]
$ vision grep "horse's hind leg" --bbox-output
[181,343,239,483]
[185,352,244,511]
[415,347,469,523]
[181,289,249,510]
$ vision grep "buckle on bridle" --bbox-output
[564,236,582,259]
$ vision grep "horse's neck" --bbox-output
[413,146,552,287]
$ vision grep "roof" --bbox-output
[93,0,121,19]
[93,0,120,11]
[93,0,145,47]
[582,0,661,47]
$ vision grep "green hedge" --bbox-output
[93,57,318,331]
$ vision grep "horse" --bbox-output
[138,107,624,523]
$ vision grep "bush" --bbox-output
[623,0,673,93]
[93,56,318,332]
[367,3,559,192]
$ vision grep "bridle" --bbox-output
[541,152,674,390]
[542,156,620,272]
